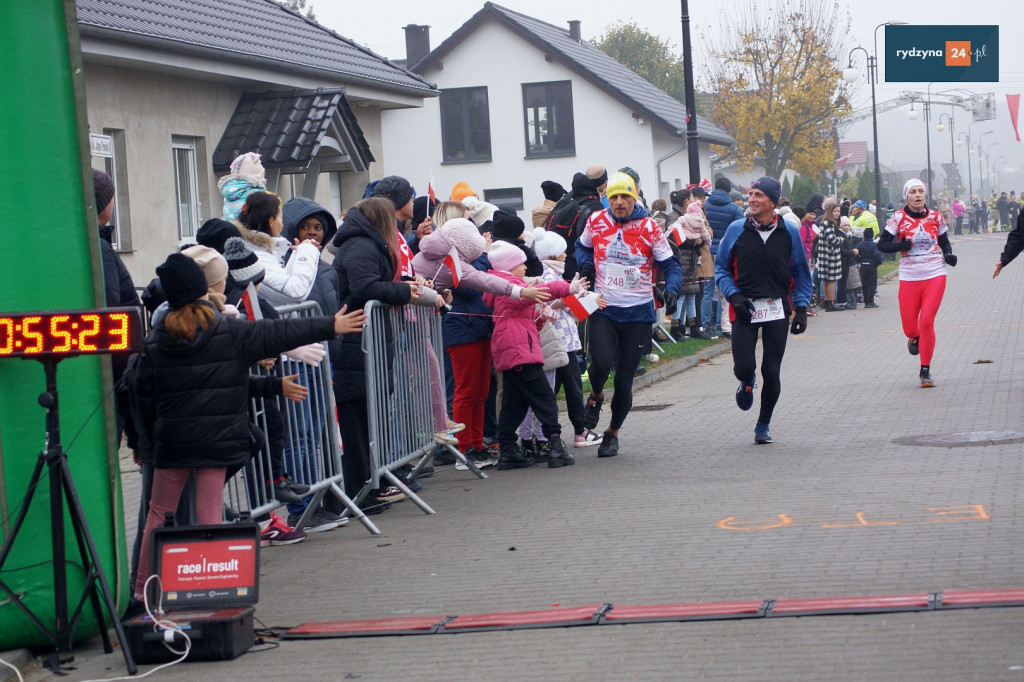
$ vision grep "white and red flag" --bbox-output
[562,292,600,320]
[442,246,462,288]
[1007,94,1021,142]
[670,223,685,247]
[427,173,437,203]
[241,282,262,320]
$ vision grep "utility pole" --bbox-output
[680,0,700,183]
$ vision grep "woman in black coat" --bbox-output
[331,197,421,506]
[133,254,364,599]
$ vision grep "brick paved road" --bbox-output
[20,232,1024,681]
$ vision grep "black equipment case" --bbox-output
[124,523,260,663]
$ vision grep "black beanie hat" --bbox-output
[489,210,525,240]
[541,181,566,202]
[714,177,732,192]
[196,218,242,254]
[157,253,209,309]
[412,195,438,228]
[373,175,415,210]
[92,169,115,212]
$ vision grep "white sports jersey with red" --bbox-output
[579,210,674,307]
[884,208,948,281]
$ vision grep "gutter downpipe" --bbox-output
[657,142,688,199]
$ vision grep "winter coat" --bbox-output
[857,239,884,268]
[666,212,711,295]
[442,253,494,349]
[331,207,414,403]
[280,197,341,355]
[483,270,570,372]
[541,259,582,353]
[532,198,557,228]
[99,225,140,310]
[846,260,862,290]
[539,317,568,371]
[412,230,521,298]
[799,221,817,264]
[703,189,745,257]
[239,225,320,305]
[136,302,335,469]
[816,220,844,281]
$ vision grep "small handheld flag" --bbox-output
[241,282,263,320]
[442,246,462,288]
[562,292,600,321]
[671,223,685,247]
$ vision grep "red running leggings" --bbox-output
[897,275,946,365]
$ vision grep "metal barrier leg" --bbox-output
[331,482,380,535]
[380,469,436,515]
[448,444,488,480]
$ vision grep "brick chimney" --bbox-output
[403,24,431,69]
[568,20,581,42]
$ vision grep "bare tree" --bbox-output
[278,0,315,21]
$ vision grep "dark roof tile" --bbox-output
[77,0,435,94]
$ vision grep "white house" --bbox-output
[382,2,735,217]
[76,0,437,282]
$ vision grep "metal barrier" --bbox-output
[362,300,487,514]
[226,301,380,535]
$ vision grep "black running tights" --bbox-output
[731,317,789,424]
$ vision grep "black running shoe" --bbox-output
[919,371,935,388]
[735,379,755,411]
[583,394,604,430]
[597,433,619,458]
[908,337,920,356]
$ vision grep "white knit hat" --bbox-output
[533,228,567,261]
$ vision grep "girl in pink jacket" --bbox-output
[483,240,580,470]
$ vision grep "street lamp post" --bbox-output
[842,21,906,208]
[957,132,972,199]
[937,113,955,198]
[679,0,700,184]
[978,131,994,196]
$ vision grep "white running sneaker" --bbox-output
[574,429,604,448]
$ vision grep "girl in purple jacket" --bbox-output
[483,240,582,470]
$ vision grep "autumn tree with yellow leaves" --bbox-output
[704,0,852,179]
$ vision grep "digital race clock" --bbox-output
[0,308,142,358]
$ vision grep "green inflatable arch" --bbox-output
[0,0,128,649]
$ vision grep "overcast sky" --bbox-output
[314,0,1023,189]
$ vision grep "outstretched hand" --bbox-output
[334,304,367,335]
[282,374,309,402]
[523,285,551,302]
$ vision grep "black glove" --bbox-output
[790,306,808,335]
[898,238,913,252]
[662,289,678,312]
[730,293,756,322]
[944,253,958,266]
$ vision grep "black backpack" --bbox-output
[543,194,591,244]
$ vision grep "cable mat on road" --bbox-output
[766,593,934,617]
[281,588,1024,639]
[936,588,1024,609]
[438,603,610,633]
[283,615,449,638]
[599,600,766,624]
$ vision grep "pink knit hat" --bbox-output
[440,218,485,261]
[487,240,526,272]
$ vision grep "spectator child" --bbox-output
[219,152,267,220]
[857,227,883,307]
[483,241,579,469]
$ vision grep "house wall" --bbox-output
[382,20,686,220]
[83,62,388,285]
[650,125,716,204]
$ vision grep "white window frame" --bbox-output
[172,136,201,240]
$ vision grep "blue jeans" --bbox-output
[673,294,697,321]
[700,278,716,329]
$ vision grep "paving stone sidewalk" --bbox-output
[16,231,1024,682]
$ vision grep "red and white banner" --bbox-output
[1007,94,1021,142]
[562,292,600,320]
[241,282,262,320]
[443,246,462,288]
[671,223,685,246]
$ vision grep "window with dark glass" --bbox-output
[522,81,575,158]
[440,87,491,163]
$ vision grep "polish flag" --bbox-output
[835,153,854,167]
[562,292,600,320]
[671,223,685,246]
[442,246,462,288]
[428,173,437,203]
[241,282,262,320]
[699,177,712,192]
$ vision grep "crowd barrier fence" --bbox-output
[362,300,487,514]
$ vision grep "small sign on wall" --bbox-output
[89,133,113,158]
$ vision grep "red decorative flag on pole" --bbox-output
[428,173,437,203]
[562,292,600,321]
[240,282,262,320]
[1007,94,1021,142]
[442,246,462,288]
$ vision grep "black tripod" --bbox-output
[0,358,137,674]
